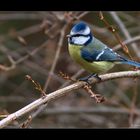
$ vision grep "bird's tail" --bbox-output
[121,59,140,68]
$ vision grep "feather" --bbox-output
[121,59,140,67]
[81,44,123,62]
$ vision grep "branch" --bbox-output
[0,40,49,71]
[0,70,140,128]
[60,69,85,88]
[43,25,67,91]
[40,106,140,115]
[110,12,140,57]
[113,35,140,51]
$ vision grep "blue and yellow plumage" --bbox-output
[67,22,140,76]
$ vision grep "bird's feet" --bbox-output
[78,73,101,84]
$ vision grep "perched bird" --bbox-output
[67,22,140,80]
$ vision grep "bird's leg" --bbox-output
[91,73,101,81]
[79,73,101,84]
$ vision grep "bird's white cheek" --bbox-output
[72,36,90,45]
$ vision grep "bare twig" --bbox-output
[113,35,140,51]
[99,11,132,60]
[0,115,8,118]
[17,24,43,37]
[60,69,85,88]
[0,40,49,71]
[20,115,32,128]
[59,71,104,103]
[110,12,140,57]
[43,25,67,91]
[64,11,89,23]
[59,71,77,82]
[118,12,140,26]
[24,60,64,84]
[25,75,46,96]
[83,84,105,103]
[108,83,131,107]
[40,106,140,115]
[0,70,140,128]
[73,11,90,20]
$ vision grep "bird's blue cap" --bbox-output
[70,22,90,36]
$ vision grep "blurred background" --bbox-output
[0,11,140,128]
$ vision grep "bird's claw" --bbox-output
[78,73,101,85]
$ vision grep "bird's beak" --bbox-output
[66,34,71,38]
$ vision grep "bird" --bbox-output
[67,21,140,81]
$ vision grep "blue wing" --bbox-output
[81,47,140,68]
[81,47,123,62]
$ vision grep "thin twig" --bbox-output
[25,75,46,96]
[40,106,140,115]
[0,40,49,71]
[43,25,67,91]
[113,35,140,51]
[0,70,140,128]
[20,115,32,128]
[73,11,90,20]
[118,12,140,26]
[110,12,140,57]
[99,11,132,60]
[60,69,85,88]
[24,60,64,84]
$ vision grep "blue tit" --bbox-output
[67,22,140,79]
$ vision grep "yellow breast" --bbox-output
[68,44,115,73]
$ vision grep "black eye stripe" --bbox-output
[71,34,89,37]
